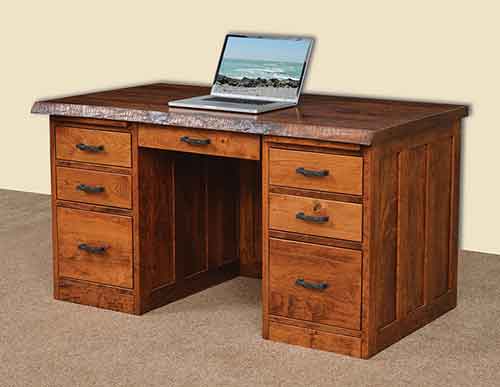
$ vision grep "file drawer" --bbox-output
[56,167,132,209]
[269,193,362,242]
[269,238,362,330]
[57,207,133,289]
[269,148,363,195]
[56,126,132,167]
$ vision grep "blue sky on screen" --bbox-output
[223,36,310,63]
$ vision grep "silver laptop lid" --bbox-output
[210,34,314,103]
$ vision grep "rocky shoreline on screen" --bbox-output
[216,75,300,88]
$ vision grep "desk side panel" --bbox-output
[362,119,461,357]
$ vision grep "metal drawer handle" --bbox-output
[296,167,329,177]
[180,136,211,146]
[76,184,105,194]
[296,212,329,223]
[78,243,108,254]
[76,143,105,153]
[295,278,329,291]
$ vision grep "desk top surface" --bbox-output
[32,83,468,145]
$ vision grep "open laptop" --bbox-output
[168,34,314,114]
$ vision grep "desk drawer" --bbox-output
[57,207,133,288]
[269,148,362,195]
[269,238,362,330]
[56,167,132,209]
[138,126,260,160]
[269,193,362,242]
[56,126,131,167]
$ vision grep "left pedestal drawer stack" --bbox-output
[50,117,137,313]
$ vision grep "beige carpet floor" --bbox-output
[1,189,499,387]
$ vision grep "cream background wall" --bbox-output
[0,1,498,254]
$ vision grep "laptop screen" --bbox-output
[211,35,313,102]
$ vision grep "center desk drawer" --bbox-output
[56,167,132,209]
[269,193,362,242]
[138,126,260,160]
[57,207,133,289]
[56,126,131,167]
[269,148,363,195]
[269,238,362,330]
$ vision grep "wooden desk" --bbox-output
[32,83,469,358]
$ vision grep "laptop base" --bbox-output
[168,95,296,114]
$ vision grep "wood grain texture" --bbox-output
[425,137,452,302]
[138,148,175,297]
[139,125,260,160]
[397,146,426,318]
[448,123,461,295]
[57,207,133,289]
[239,159,262,277]
[376,291,456,353]
[56,159,132,175]
[56,200,132,217]
[146,260,239,313]
[135,149,245,313]
[33,83,468,145]
[360,146,377,358]
[207,157,239,267]
[269,193,362,242]
[269,230,362,251]
[52,116,129,128]
[56,166,132,209]
[375,153,399,329]
[269,186,362,204]
[269,148,363,195]
[50,118,60,299]
[56,126,131,167]
[361,119,461,358]
[269,238,362,330]
[265,136,361,152]
[175,153,208,278]
[39,95,468,358]
[58,278,135,314]
[268,321,361,357]
[262,139,271,339]
[268,315,362,338]
[131,124,142,314]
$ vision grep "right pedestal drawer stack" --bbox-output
[263,138,365,357]
[262,120,461,359]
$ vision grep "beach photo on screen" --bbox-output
[213,36,311,99]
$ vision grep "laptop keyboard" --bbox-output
[203,97,275,105]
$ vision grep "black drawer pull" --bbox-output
[78,243,108,254]
[295,278,329,291]
[296,167,329,177]
[76,184,105,194]
[180,136,211,146]
[76,143,105,153]
[296,212,329,223]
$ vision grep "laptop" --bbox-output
[168,34,314,114]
